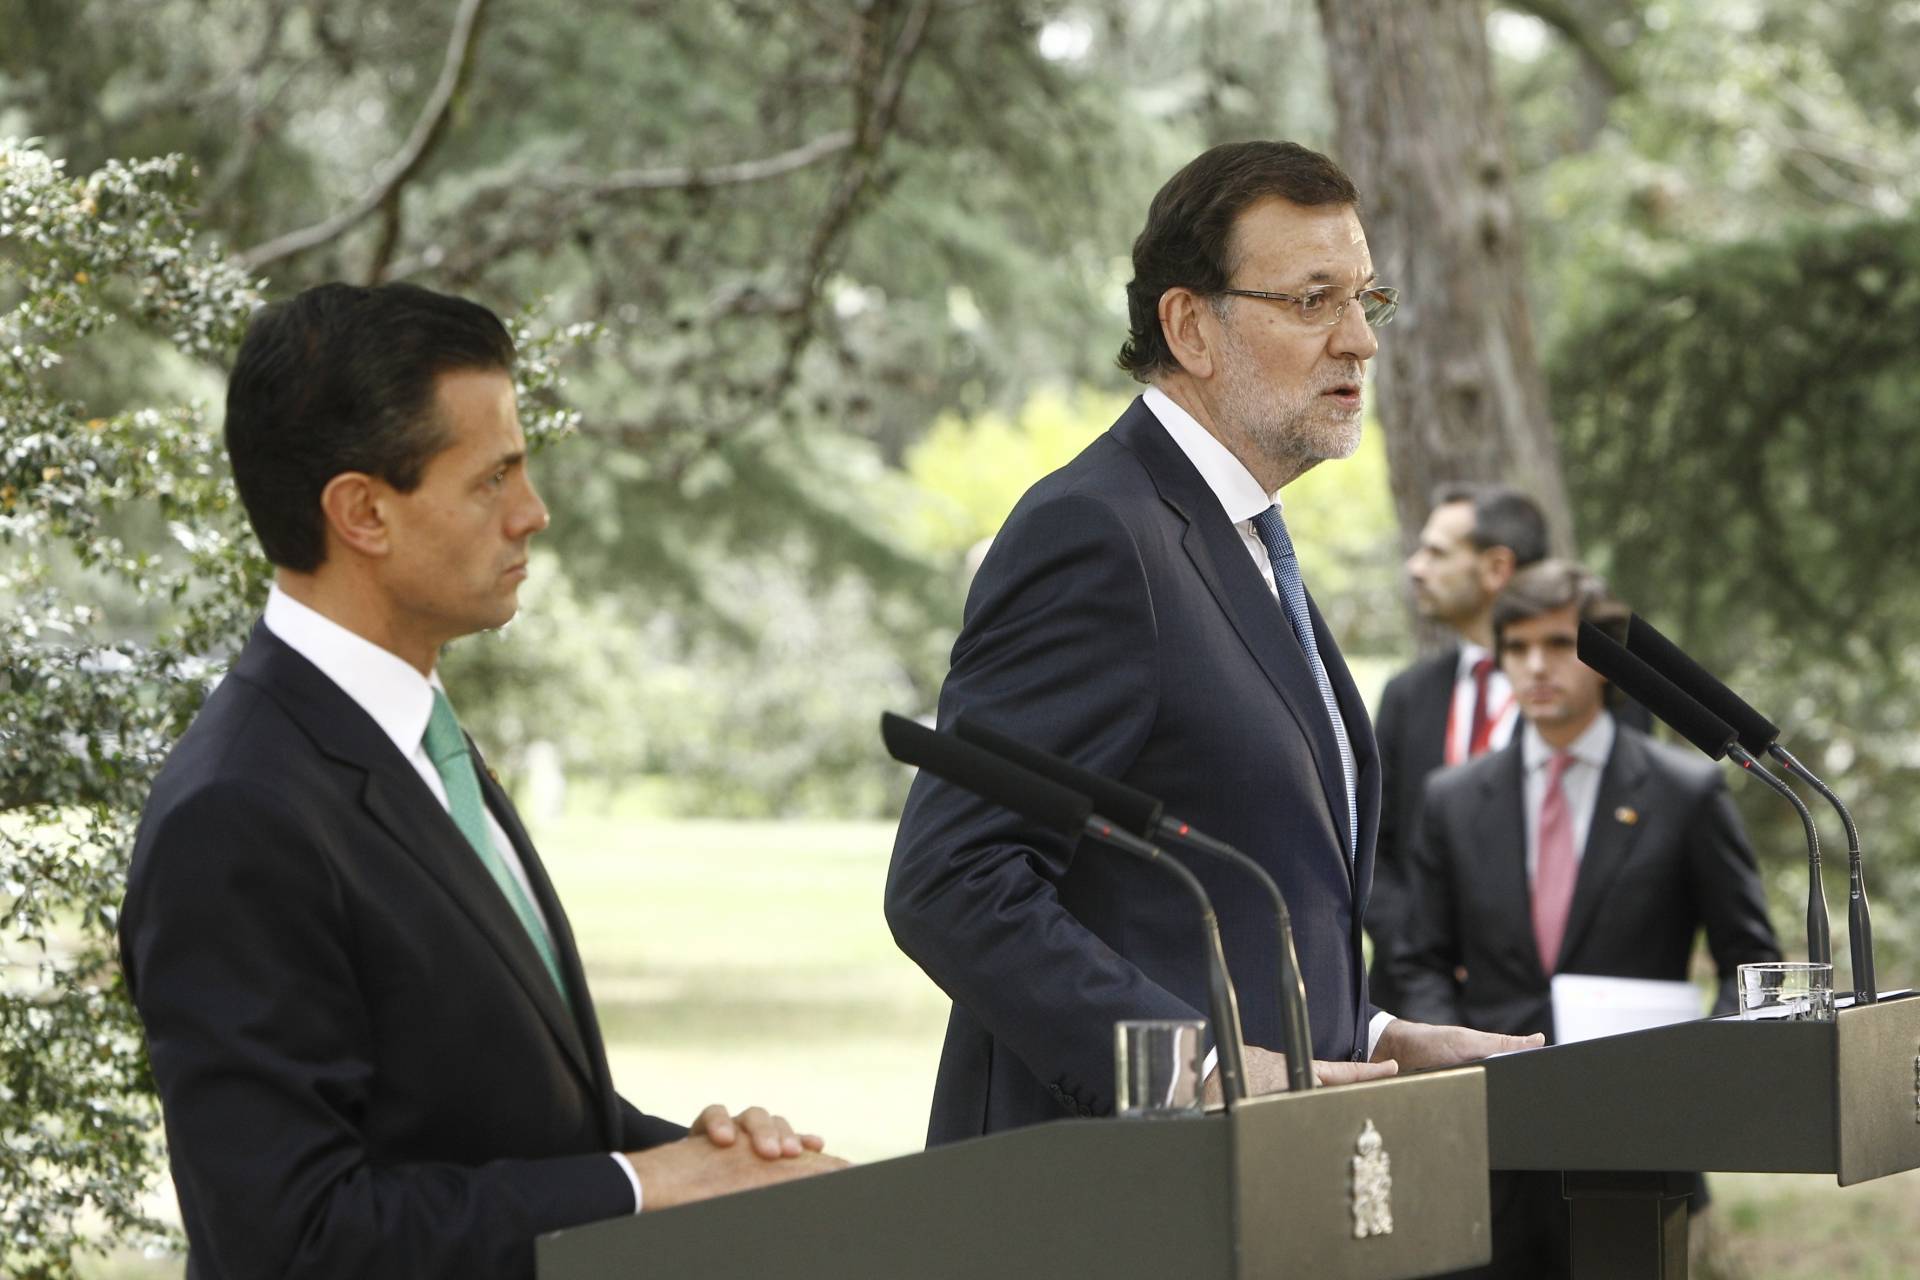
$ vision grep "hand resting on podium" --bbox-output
[623,1104,849,1210]
[1372,1019,1544,1071]
[1204,1046,1400,1103]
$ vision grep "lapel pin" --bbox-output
[487,767,501,784]
[1614,806,1638,826]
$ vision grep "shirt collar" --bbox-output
[1142,386,1277,526]
[1456,641,1495,680]
[263,583,441,761]
[1521,710,1616,774]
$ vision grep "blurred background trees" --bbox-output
[6,0,1920,1272]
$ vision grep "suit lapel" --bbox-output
[475,759,624,1143]
[358,762,598,1089]
[237,625,600,1094]
[1113,404,1356,882]
[1557,725,1649,968]
[1474,745,1541,971]
[1410,649,1458,777]
[1310,590,1378,883]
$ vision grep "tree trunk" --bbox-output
[1315,0,1574,576]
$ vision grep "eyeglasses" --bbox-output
[1215,284,1399,329]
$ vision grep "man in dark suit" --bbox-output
[1392,559,1780,1277]
[119,283,842,1279]
[886,141,1538,1145]
[1369,484,1548,1011]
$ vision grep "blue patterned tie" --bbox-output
[1250,505,1358,866]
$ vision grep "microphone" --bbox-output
[1625,614,1873,1004]
[1576,624,1831,968]
[952,714,1316,1092]
[880,712,1249,1108]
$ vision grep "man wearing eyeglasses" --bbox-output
[887,140,1536,1145]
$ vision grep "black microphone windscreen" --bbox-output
[881,713,1093,833]
[1576,623,1738,759]
[953,715,1163,836]
[1626,614,1779,755]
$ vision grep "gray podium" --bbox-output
[1479,989,1920,1278]
[539,1067,1491,1279]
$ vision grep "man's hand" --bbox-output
[688,1103,826,1159]
[1370,1018,1543,1071]
[1203,1044,1400,1103]
[624,1104,847,1211]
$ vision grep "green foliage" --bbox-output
[904,386,1123,556]
[905,386,1407,657]
[1,141,260,1277]
[1550,211,1920,975]
[1498,0,1920,352]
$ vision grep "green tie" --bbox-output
[423,689,569,1002]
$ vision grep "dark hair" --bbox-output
[1117,140,1360,382]
[1492,559,1632,703]
[224,282,517,571]
[1431,482,1549,567]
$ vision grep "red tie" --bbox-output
[1532,753,1578,974]
[1466,656,1497,757]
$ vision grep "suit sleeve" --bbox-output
[1682,776,1783,1015]
[618,1096,688,1151]
[1390,776,1469,1026]
[884,490,1201,1118]
[122,782,634,1280]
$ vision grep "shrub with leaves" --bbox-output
[1,139,589,1274]
[2,139,261,1275]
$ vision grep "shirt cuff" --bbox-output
[1366,1011,1397,1061]
[610,1151,643,1213]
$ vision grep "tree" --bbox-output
[1316,0,1574,572]
[1550,211,1920,980]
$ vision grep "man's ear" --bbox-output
[318,472,390,559]
[1478,545,1518,595]
[1158,287,1218,380]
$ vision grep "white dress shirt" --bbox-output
[1444,642,1519,765]
[1142,390,1394,1062]
[1520,711,1617,880]
[261,586,645,1212]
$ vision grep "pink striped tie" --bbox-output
[1532,753,1578,974]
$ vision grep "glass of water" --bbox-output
[1737,962,1835,1022]
[1114,1018,1206,1117]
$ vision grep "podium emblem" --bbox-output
[1350,1119,1393,1239]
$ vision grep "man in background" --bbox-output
[1392,559,1780,1277]
[1369,484,1548,1009]
[121,282,843,1279]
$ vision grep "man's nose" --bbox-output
[1329,300,1379,361]
[517,478,550,536]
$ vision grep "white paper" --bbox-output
[1550,973,1704,1044]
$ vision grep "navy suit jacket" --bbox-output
[1367,648,1458,1009]
[120,624,684,1279]
[1369,648,1655,1011]
[886,397,1381,1145]
[1391,723,1780,1039]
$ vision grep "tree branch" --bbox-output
[1502,0,1636,96]
[538,129,858,197]
[240,0,491,270]
[772,0,937,379]
[378,129,859,282]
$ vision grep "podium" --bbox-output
[1479,989,1920,1277]
[539,1067,1491,1278]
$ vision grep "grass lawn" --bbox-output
[77,813,1920,1277]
